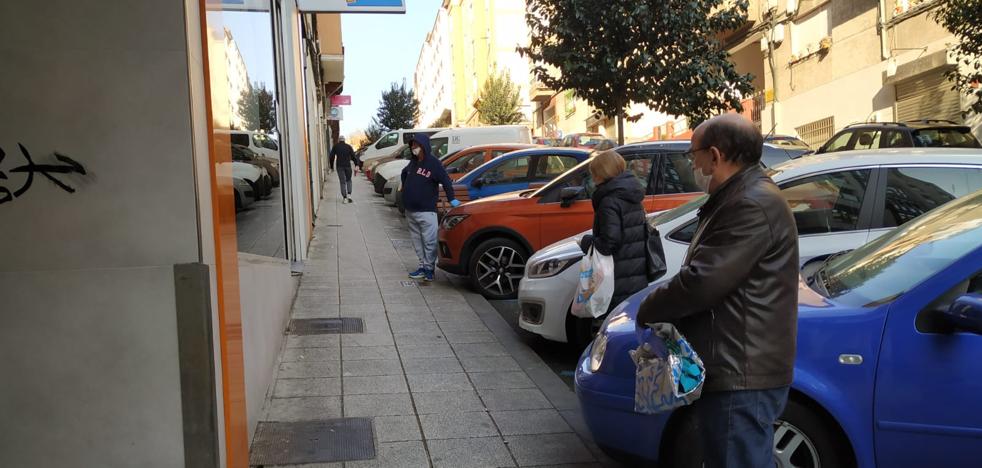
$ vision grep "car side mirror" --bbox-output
[943,294,982,334]
[560,186,584,208]
[472,178,485,188]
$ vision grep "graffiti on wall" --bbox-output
[0,144,87,205]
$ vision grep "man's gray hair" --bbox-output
[700,115,763,167]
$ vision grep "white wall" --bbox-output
[0,0,213,465]
[238,254,298,438]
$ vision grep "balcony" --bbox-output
[530,80,554,103]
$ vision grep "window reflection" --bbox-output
[210,3,288,259]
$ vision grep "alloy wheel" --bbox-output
[475,246,526,296]
[774,420,821,468]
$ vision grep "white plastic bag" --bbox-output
[571,247,615,318]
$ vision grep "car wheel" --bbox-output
[469,238,528,300]
[774,400,852,468]
[661,400,852,468]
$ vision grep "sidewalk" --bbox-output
[249,175,613,467]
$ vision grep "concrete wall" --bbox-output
[0,0,221,466]
[238,254,298,438]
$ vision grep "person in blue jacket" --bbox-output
[401,134,461,281]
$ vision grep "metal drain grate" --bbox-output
[250,418,375,466]
[288,318,364,335]
[400,281,417,288]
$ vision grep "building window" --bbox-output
[563,90,576,118]
[790,4,830,59]
[795,116,835,149]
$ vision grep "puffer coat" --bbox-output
[583,171,649,310]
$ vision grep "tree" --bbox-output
[520,0,754,144]
[935,0,982,115]
[363,121,385,148]
[374,82,420,131]
[238,81,277,132]
[476,71,526,125]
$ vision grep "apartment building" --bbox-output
[415,8,454,127]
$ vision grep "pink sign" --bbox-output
[331,95,352,106]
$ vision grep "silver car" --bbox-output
[518,148,982,345]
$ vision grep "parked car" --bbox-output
[561,132,616,150]
[519,148,982,345]
[232,143,279,187]
[228,161,270,204]
[765,134,811,151]
[445,147,589,206]
[380,143,540,204]
[815,120,981,154]
[372,143,539,195]
[576,186,982,467]
[428,125,533,159]
[364,144,409,182]
[533,136,561,146]
[229,130,281,162]
[438,142,689,300]
[438,140,812,300]
[232,175,256,212]
[359,127,448,164]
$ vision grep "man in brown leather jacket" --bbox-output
[637,114,799,468]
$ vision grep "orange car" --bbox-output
[437,141,701,300]
[443,143,540,181]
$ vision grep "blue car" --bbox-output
[453,147,590,201]
[576,189,982,467]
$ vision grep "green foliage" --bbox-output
[476,71,526,125]
[364,121,385,147]
[520,0,754,128]
[429,112,453,128]
[237,82,277,132]
[374,82,420,131]
[935,0,982,114]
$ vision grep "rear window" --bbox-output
[912,128,981,148]
[430,137,449,158]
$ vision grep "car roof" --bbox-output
[458,147,591,182]
[452,143,541,152]
[842,120,971,130]
[430,126,530,138]
[771,148,982,179]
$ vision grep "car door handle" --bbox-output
[838,354,863,365]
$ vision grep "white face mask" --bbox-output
[692,160,713,193]
[412,147,422,156]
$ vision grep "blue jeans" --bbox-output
[406,211,438,271]
[693,386,789,468]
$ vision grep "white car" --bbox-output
[519,148,982,345]
[383,174,400,206]
[360,128,447,163]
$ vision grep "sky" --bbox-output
[341,0,443,136]
[222,2,443,137]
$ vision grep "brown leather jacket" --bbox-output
[637,165,799,392]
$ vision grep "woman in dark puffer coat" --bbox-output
[579,149,649,317]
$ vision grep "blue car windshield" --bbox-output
[822,189,982,307]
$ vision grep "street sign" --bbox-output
[297,0,406,13]
[328,106,344,121]
[331,95,352,106]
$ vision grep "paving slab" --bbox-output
[427,437,517,468]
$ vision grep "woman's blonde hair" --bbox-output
[589,149,626,182]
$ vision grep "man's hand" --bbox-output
[450,199,461,208]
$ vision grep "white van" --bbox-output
[428,125,532,158]
[360,128,448,163]
[229,130,280,161]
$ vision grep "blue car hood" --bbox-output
[598,275,841,377]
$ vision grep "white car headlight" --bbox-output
[589,331,608,373]
[441,214,469,231]
[526,255,580,278]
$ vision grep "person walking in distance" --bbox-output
[401,134,460,282]
[575,149,649,344]
[330,135,356,203]
[636,114,799,468]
